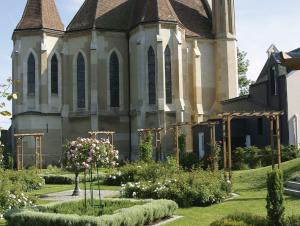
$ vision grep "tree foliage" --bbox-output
[0,78,17,117]
[238,48,253,96]
[266,169,285,226]
[138,132,154,162]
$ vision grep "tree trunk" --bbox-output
[72,172,81,196]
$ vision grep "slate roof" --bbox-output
[67,0,213,38]
[16,0,64,31]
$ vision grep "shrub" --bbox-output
[281,145,300,162]
[122,170,229,207]
[4,199,178,226]
[104,161,179,186]
[138,132,154,162]
[179,152,202,170]
[43,175,73,185]
[0,174,35,214]
[40,199,146,216]
[178,133,186,154]
[210,213,268,226]
[0,170,44,192]
[266,169,285,226]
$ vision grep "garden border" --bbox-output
[4,199,178,226]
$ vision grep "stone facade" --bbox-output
[11,0,238,166]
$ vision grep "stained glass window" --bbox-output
[27,53,35,95]
[148,47,156,105]
[110,52,120,107]
[77,53,85,108]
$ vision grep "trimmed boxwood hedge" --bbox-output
[4,199,178,226]
[43,175,74,185]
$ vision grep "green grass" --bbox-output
[0,220,5,226]
[167,158,300,226]
[28,183,120,197]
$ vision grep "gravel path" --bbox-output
[40,189,120,202]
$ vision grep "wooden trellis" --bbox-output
[14,133,44,170]
[137,128,163,161]
[218,111,284,181]
[168,122,192,165]
[88,131,115,145]
[198,121,219,149]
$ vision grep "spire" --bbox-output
[16,0,64,31]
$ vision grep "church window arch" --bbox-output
[51,54,58,95]
[165,45,172,104]
[27,53,35,95]
[77,53,86,108]
[110,51,120,107]
[148,47,156,105]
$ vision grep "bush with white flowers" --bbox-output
[121,170,231,208]
[0,176,34,217]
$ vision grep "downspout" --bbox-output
[127,32,132,162]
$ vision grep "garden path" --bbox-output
[40,190,119,202]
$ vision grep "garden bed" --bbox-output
[4,199,178,226]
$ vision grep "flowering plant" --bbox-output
[64,137,119,172]
[63,137,119,196]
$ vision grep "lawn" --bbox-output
[28,184,120,197]
[167,158,300,226]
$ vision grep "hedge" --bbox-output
[4,199,178,226]
[43,175,74,185]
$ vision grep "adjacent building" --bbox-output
[194,46,300,157]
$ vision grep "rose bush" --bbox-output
[63,137,119,195]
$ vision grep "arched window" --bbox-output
[148,47,156,105]
[165,45,172,104]
[27,53,35,95]
[110,52,119,107]
[77,53,85,108]
[51,54,58,95]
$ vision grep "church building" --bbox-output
[11,0,238,166]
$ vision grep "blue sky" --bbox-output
[1,0,300,129]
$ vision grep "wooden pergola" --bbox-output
[168,122,192,164]
[219,111,284,181]
[14,133,44,170]
[198,121,219,150]
[88,131,115,145]
[137,128,163,161]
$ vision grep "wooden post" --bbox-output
[222,118,228,180]
[270,117,275,170]
[39,136,42,169]
[227,116,232,181]
[276,115,281,168]
[175,125,180,166]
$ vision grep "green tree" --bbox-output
[266,169,285,226]
[238,48,253,96]
[138,132,154,162]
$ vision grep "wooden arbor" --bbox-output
[88,131,115,145]
[137,128,163,161]
[14,133,44,170]
[219,111,284,181]
[168,122,193,165]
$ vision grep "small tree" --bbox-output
[138,132,153,162]
[64,138,119,196]
[178,133,186,154]
[266,169,285,226]
[238,48,253,96]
